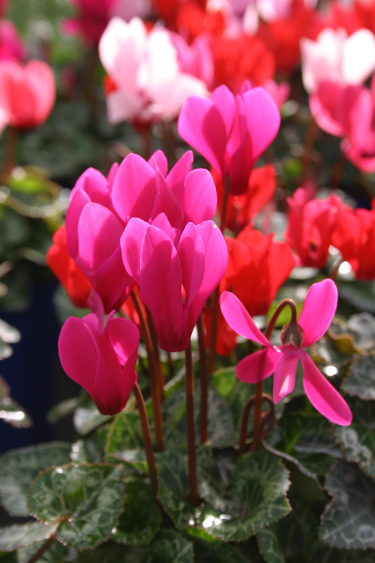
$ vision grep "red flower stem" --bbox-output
[185,340,199,506]
[301,116,317,180]
[142,129,151,160]
[129,292,164,452]
[146,308,165,402]
[239,393,274,453]
[208,175,230,375]
[252,299,298,450]
[133,383,158,497]
[26,534,57,563]
[197,314,208,444]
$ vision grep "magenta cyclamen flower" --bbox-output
[58,299,140,415]
[178,82,280,195]
[220,279,352,426]
[121,215,228,352]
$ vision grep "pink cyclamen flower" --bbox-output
[58,299,140,415]
[121,215,228,352]
[0,21,26,62]
[178,82,280,195]
[65,162,134,312]
[220,279,352,425]
[309,75,375,173]
[301,27,375,94]
[0,60,55,130]
[99,17,208,125]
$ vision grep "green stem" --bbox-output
[197,314,208,444]
[185,341,199,506]
[133,383,158,497]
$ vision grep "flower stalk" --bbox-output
[185,340,199,506]
[133,383,158,497]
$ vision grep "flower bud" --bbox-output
[281,319,305,348]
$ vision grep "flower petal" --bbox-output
[220,291,271,346]
[301,352,352,426]
[112,153,157,223]
[236,347,281,383]
[273,350,298,403]
[298,279,338,348]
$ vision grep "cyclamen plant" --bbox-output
[2,3,375,561]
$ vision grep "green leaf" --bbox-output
[342,356,375,401]
[162,383,234,448]
[46,397,81,424]
[112,479,161,546]
[0,522,57,552]
[145,529,194,563]
[196,450,291,542]
[320,461,375,549]
[0,396,32,428]
[308,543,375,563]
[105,411,146,470]
[0,442,71,517]
[191,536,250,562]
[156,448,195,530]
[338,280,375,314]
[334,420,375,480]
[27,463,125,551]
[264,411,342,480]
[73,402,111,436]
[14,540,68,563]
[257,499,318,563]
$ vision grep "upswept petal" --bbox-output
[273,350,299,403]
[220,291,271,346]
[104,316,140,368]
[58,316,98,397]
[99,17,145,93]
[148,150,168,176]
[155,172,183,229]
[210,84,236,140]
[105,90,145,124]
[236,347,281,383]
[121,217,149,285]
[178,223,205,309]
[301,351,352,426]
[242,87,281,163]
[166,150,193,210]
[111,153,157,223]
[150,212,175,242]
[65,188,90,259]
[194,221,228,308]
[139,225,184,351]
[178,95,227,178]
[73,167,111,208]
[76,203,123,271]
[342,29,375,86]
[298,279,338,348]
[183,169,217,224]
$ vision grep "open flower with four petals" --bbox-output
[220,279,352,426]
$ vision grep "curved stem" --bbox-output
[252,299,298,450]
[133,383,158,497]
[128,292,164,451]
[197,314,208,444]
[27,534,57,563]
[185,341,199,506]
